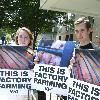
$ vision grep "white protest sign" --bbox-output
[0,69,33,95]
[32,64,70,96]
[67,78,100,100]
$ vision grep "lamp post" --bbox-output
[33,31,37,49]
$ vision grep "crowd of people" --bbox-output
[33,16,100,100]
[0,16,100,100]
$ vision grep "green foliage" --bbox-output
[0,0,65,48]
[6,34,11,44]
[0,0,64,32]
[0,27,16,37]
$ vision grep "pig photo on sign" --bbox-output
[0,46,34,70]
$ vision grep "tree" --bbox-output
[6,33,11,44]
[0,0,65,48]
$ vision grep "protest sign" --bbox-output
[72,49,100,86]
[0,69,33,95]
[32,40,74,96]
[32,64,70,96]
[67,78,100,100]
[0,46,34,70]
[0,46,34,95]
[36,40,75,67]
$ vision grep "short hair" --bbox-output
[74,17,91,30]
[15,27,33,46]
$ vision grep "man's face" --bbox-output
[75,22,91,44]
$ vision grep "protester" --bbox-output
[74,17,96,49]
[15,27,33,47]
[1,35,6,45]
[15,27,36,99]
[0,27,36,100]
[69,17,99,86]
[70,17,96,68]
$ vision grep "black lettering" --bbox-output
[39,66,44,71]
[68,87,72,93]
[12,84,17,88]
[94,88,100,96]
[0,84,31,89]
[76,82,84,90]
[0,84,5,88]
[72,89,75,96]
[73,81,89,92]
[55,82,67,89]
[45,87,49,91]
[58,75,68,82]
[6,84,11,88]
[0,71,4,76]
[0,71,18,76]
[39,66,55,73]
[42,80,47,85]
[43,73,47,79]
[85,94,90,100]
[91,87,100,96]
[34,78,67,89]
[76,91,80,97]
[10,90,18,93]
[38,79,42,84]
[91,96,99,100]
[48,74,52,79]
[57,68,65,75]
[38,73,42,78]
[58,75,63,81]
[6,77,11,82]
[60,69,65,75]
[13,71,18,76]
[22,71,28,76]
[81,92,85,99]
[34,72,38,77]
[16,78,21,82]
[34,78,38,83]
[68,95,72,100]
[5,71,11,76]
[50,67,55,73]
[52,75,57,80]
[73,81,76,87]
[68,95,78,100]
[0,77,5,82]
[83,85,89,92]
[45,87,53,91]
[26,84,31,89]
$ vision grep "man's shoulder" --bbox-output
[91,43,99,49]
[74,42,99,49]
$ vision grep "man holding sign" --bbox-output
[72,16,100,84]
